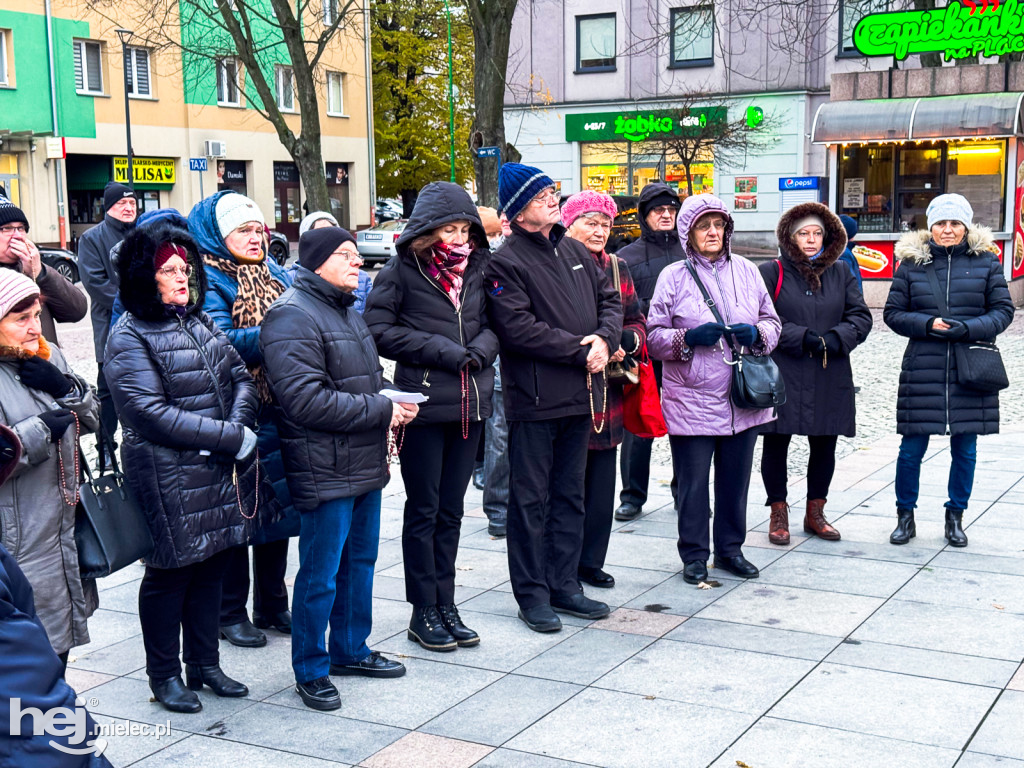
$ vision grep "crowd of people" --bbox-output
[0,160,1014,744]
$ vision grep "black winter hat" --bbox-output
[103,181,135,213]
[0,198,29,232]
[638,187,681,220]
[299,226,357,272]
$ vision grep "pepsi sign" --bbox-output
[778,177,820,191]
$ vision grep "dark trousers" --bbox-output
[220,540,290,625]
[95,363,119,467]
[895,433,978,511]
[139,548,232,679]
[399,421,483,607]
[507,415,591,609]
[669,427,759,564]
[581,447,617,571]
[760,434,840,504]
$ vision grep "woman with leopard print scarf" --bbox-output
[188,191,296,649]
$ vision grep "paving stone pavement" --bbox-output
[50,297,1024,766]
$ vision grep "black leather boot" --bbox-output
[945,508,968,548]
[438,603,480,647]
[890,508,916,545]
[185,664,249,697]
[150,675,202,713]
[408,606,457,652]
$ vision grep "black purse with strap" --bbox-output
[685,259,786,410]
[922,261,1008,394]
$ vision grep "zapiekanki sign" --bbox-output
[854,0,1024,61]
[565,108,727,143]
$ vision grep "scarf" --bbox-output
[0,336,51,361]
[202,254,285,403]
[424,242,471,309]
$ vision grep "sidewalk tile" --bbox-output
[613,518,677,539]
[65,668,117,694]
[796,535,937,564]
[590,607,685,637]
[361,732,492,768]
[621,573,741,617]
[826,640,1019,688]
[955,754,1024,767]
[71,608,143,656]
[603,531,683,572]
[70,635,147,676]
[579,565,676,608]
[91,713,190,766]
[420,674,581,746]
[514,628,654,685]
[758,550,920,598]
[457,589,591,627]
[664,617,840,661]
[823,513,949,550]
[895,566,1024,615]
[1009,662,1024,691]
[930,551,1024,577]
[770,664,998,749]
[959,526,1024,559]
[473,748,599,767]
[973,502,1024,531]
[94,578,143,614]
[129,734,348,767]
[968,691,1024,760]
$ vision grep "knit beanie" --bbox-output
[154,242,189,271]
[215,193,265,239]
[498,163,555,222]
[299,211,339,237]
[639,189,681,219]
[789,214,826,236]
[926,194,973,230]
[103,182,135,213]
[0,198,29,232]
[839,214,858,241]
[561,191,617,227]
[0,268,40,319]
[299,226,357,272]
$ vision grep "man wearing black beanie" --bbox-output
[77,181,137,462]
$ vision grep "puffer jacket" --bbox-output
[616,183,684,313]
[260,267,394,511]
[759,203,872,437]
[105,223,263,569]
[647,194,781,436]
[884,227,1014,436]
[364,182,498,427]
[0,341,100,654]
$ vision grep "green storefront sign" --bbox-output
[854,0,1024,61]
[565,108,727,143]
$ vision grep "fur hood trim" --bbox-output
[894,226,999,265]
[117,222,208,322]
[775,202,847,293]
[0,337,52,361]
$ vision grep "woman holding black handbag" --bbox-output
[884,194,1013,548]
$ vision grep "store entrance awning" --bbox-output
[811,92,1024,144]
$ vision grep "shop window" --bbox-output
[576,14,616,73]
[73,39,104,95]
[670,6,714,68]
[324,0,339,26]
[838,145,894,233]
[0,29,11,87]
[125,46,151,98]
[581,142,629,194]
[897,146,943,232]
[217,58,240,106]
[947,141,1005,229]
[839,0,888,54]
[327,72,345,115]
[276,65,296,112]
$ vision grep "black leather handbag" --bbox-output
[75,430,154,579]
[685,259,787,410]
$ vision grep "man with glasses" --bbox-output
[486,163,622,633]
[614,181,683,523]
[0,197,87,346]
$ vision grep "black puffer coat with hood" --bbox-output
[884,226,1013,436]
[615,183,684,313]
[104,223,262,569]
[364,182,498,426]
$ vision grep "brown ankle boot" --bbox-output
[768,502,790,545]
[804,499,840,541]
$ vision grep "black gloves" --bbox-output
[19,356,74,398]
[928,318,968,341]
[726,323,759,347]
[803,330,822,353]
[822,331,844,356]
[620,330,640,355]
[464,350,487,371]
[684,323,727,348]
[38,409,75,443]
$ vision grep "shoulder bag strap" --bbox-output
[684,258,740,358]
[773,259,784,302]
[922,260,951,317]
[609,253,621,294]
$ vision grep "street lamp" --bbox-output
[115,27,135,191]
[441,0,455,182]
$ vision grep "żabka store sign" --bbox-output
[854,0,1024,61]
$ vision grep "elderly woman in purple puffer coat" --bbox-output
[647,194,781,586]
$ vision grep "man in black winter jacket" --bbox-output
[486,163,622,633]
[613,182,682,522]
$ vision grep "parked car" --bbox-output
[356,220,407,265]
[375,199,403,224]
[39,247,80,283]
[269,230,290,265]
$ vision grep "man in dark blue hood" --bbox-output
[837,214,864,293]
[613,182,682,521]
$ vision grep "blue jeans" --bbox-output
[483,361,509,523]
[291,491,381,684]
[895,434,978,512]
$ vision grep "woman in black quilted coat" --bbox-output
[105,223,265,713]
[884,194,1013,548]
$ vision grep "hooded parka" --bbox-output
[884,227,1013,436]
[615,183,684,314]
[0,341,100,654]
[759,203,872,436]
[104,223,263,570]
[363,182,498,426]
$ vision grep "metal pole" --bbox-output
[363,0,377,225]
[116,30,135,191]
[443,0,455,182]
[44,0,67,249]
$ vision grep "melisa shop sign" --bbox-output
[854,0,1024,61]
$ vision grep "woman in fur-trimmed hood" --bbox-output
[757,202,872,547]
[883,194,1014,550]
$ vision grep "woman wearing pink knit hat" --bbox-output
[561,191,646,589]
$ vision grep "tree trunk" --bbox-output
[292,139,331,215]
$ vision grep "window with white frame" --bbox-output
[670,6,714,66]
[324,0,339,26]
[125,46,151,97]
[0,30,10,86]
[576,14,616,72]
[327,71,345,115]
[217,57,240,105]
[73,39,104,95]
[276,65,295,111]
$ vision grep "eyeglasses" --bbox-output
[650,206,678,217]
[693,218,728,232]
[0,224,27,236]
[338,250,364,264]
[529,188,559,207]
[157,264,193,278]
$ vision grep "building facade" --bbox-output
[0,0,371,249]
